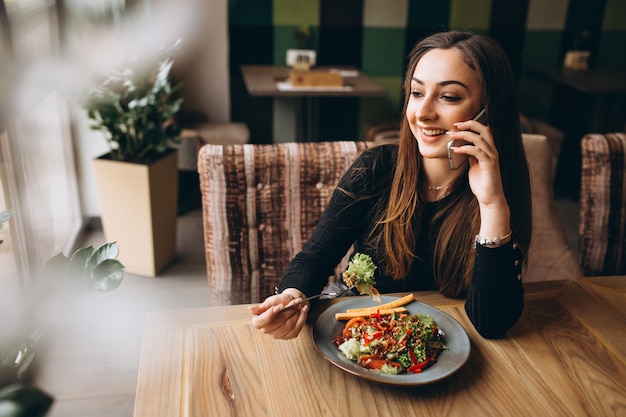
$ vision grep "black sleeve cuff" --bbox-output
[465,240,524,338]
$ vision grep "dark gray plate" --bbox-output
[312,296,471,385]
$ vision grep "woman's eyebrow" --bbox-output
[412,77,469,90]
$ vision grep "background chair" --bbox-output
[579,133,626,276]
[197,141,371,305]
[173,112,251,214]
[519,114,564,175]
[522,134,582,281]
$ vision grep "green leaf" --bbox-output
[0,401,22,417]
[42,253,69,278]
[14,352,34,381]
[91,259,125,292]
[67,246,95,282]
[0,384,53,417]
[0,343,20,370]
[86,242,120,270]
[80,41,184,163]
[0,210,14,230]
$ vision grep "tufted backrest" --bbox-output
[523,134,583,281]
[197,141,371,305]
[579,133,626,276]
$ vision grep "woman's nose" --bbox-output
[416,100,436,121]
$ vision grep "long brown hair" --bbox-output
[376,31,532,297]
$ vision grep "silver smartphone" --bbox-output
[447,108,486,170]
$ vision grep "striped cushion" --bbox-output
[579,133,626,276]
[197,141,371,305]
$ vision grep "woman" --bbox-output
[250,31,532,339]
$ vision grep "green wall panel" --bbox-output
[521,31,564,67]
[358,76,403,140]
[518,31,563,120]
[273,0,320,25]
[597,32,626,67]
[449,0,493,31]
[518,78,554,121]
[377,76,404,116]
[603,0,626,30]
[229,0,273,25]
[407,0,451,28]
[362,28,406,77]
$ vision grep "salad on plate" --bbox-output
[333,310,446,374]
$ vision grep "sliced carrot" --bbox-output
[344,316,366,329]
[334,307,407,320]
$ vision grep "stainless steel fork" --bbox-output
[280,285,355,311]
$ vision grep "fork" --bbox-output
[280,285,355,311]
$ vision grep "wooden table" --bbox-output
[240,65,388,98]
[527,65,626,136]
[240,65,387,142]
[134,277,626,416]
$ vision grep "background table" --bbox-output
[134,277,626,416]
[529,66,626,94]
[528,66,626,198]
[241,65,387,142]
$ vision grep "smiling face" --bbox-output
[406,47,483,163]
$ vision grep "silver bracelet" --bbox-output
[474,230,512,248]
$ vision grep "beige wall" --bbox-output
[171,0,230,122]
[72,0,229,217]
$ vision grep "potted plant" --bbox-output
[0,209,125,417]
[82,44,184,277]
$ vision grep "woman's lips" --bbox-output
[419,128,448,143]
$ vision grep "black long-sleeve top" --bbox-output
[278,143,524,338]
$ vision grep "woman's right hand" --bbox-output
[249,288,309,340]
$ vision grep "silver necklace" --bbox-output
[428,185,443,191]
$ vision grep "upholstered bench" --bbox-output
[579,133,626,276]
[197,141,370,305]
